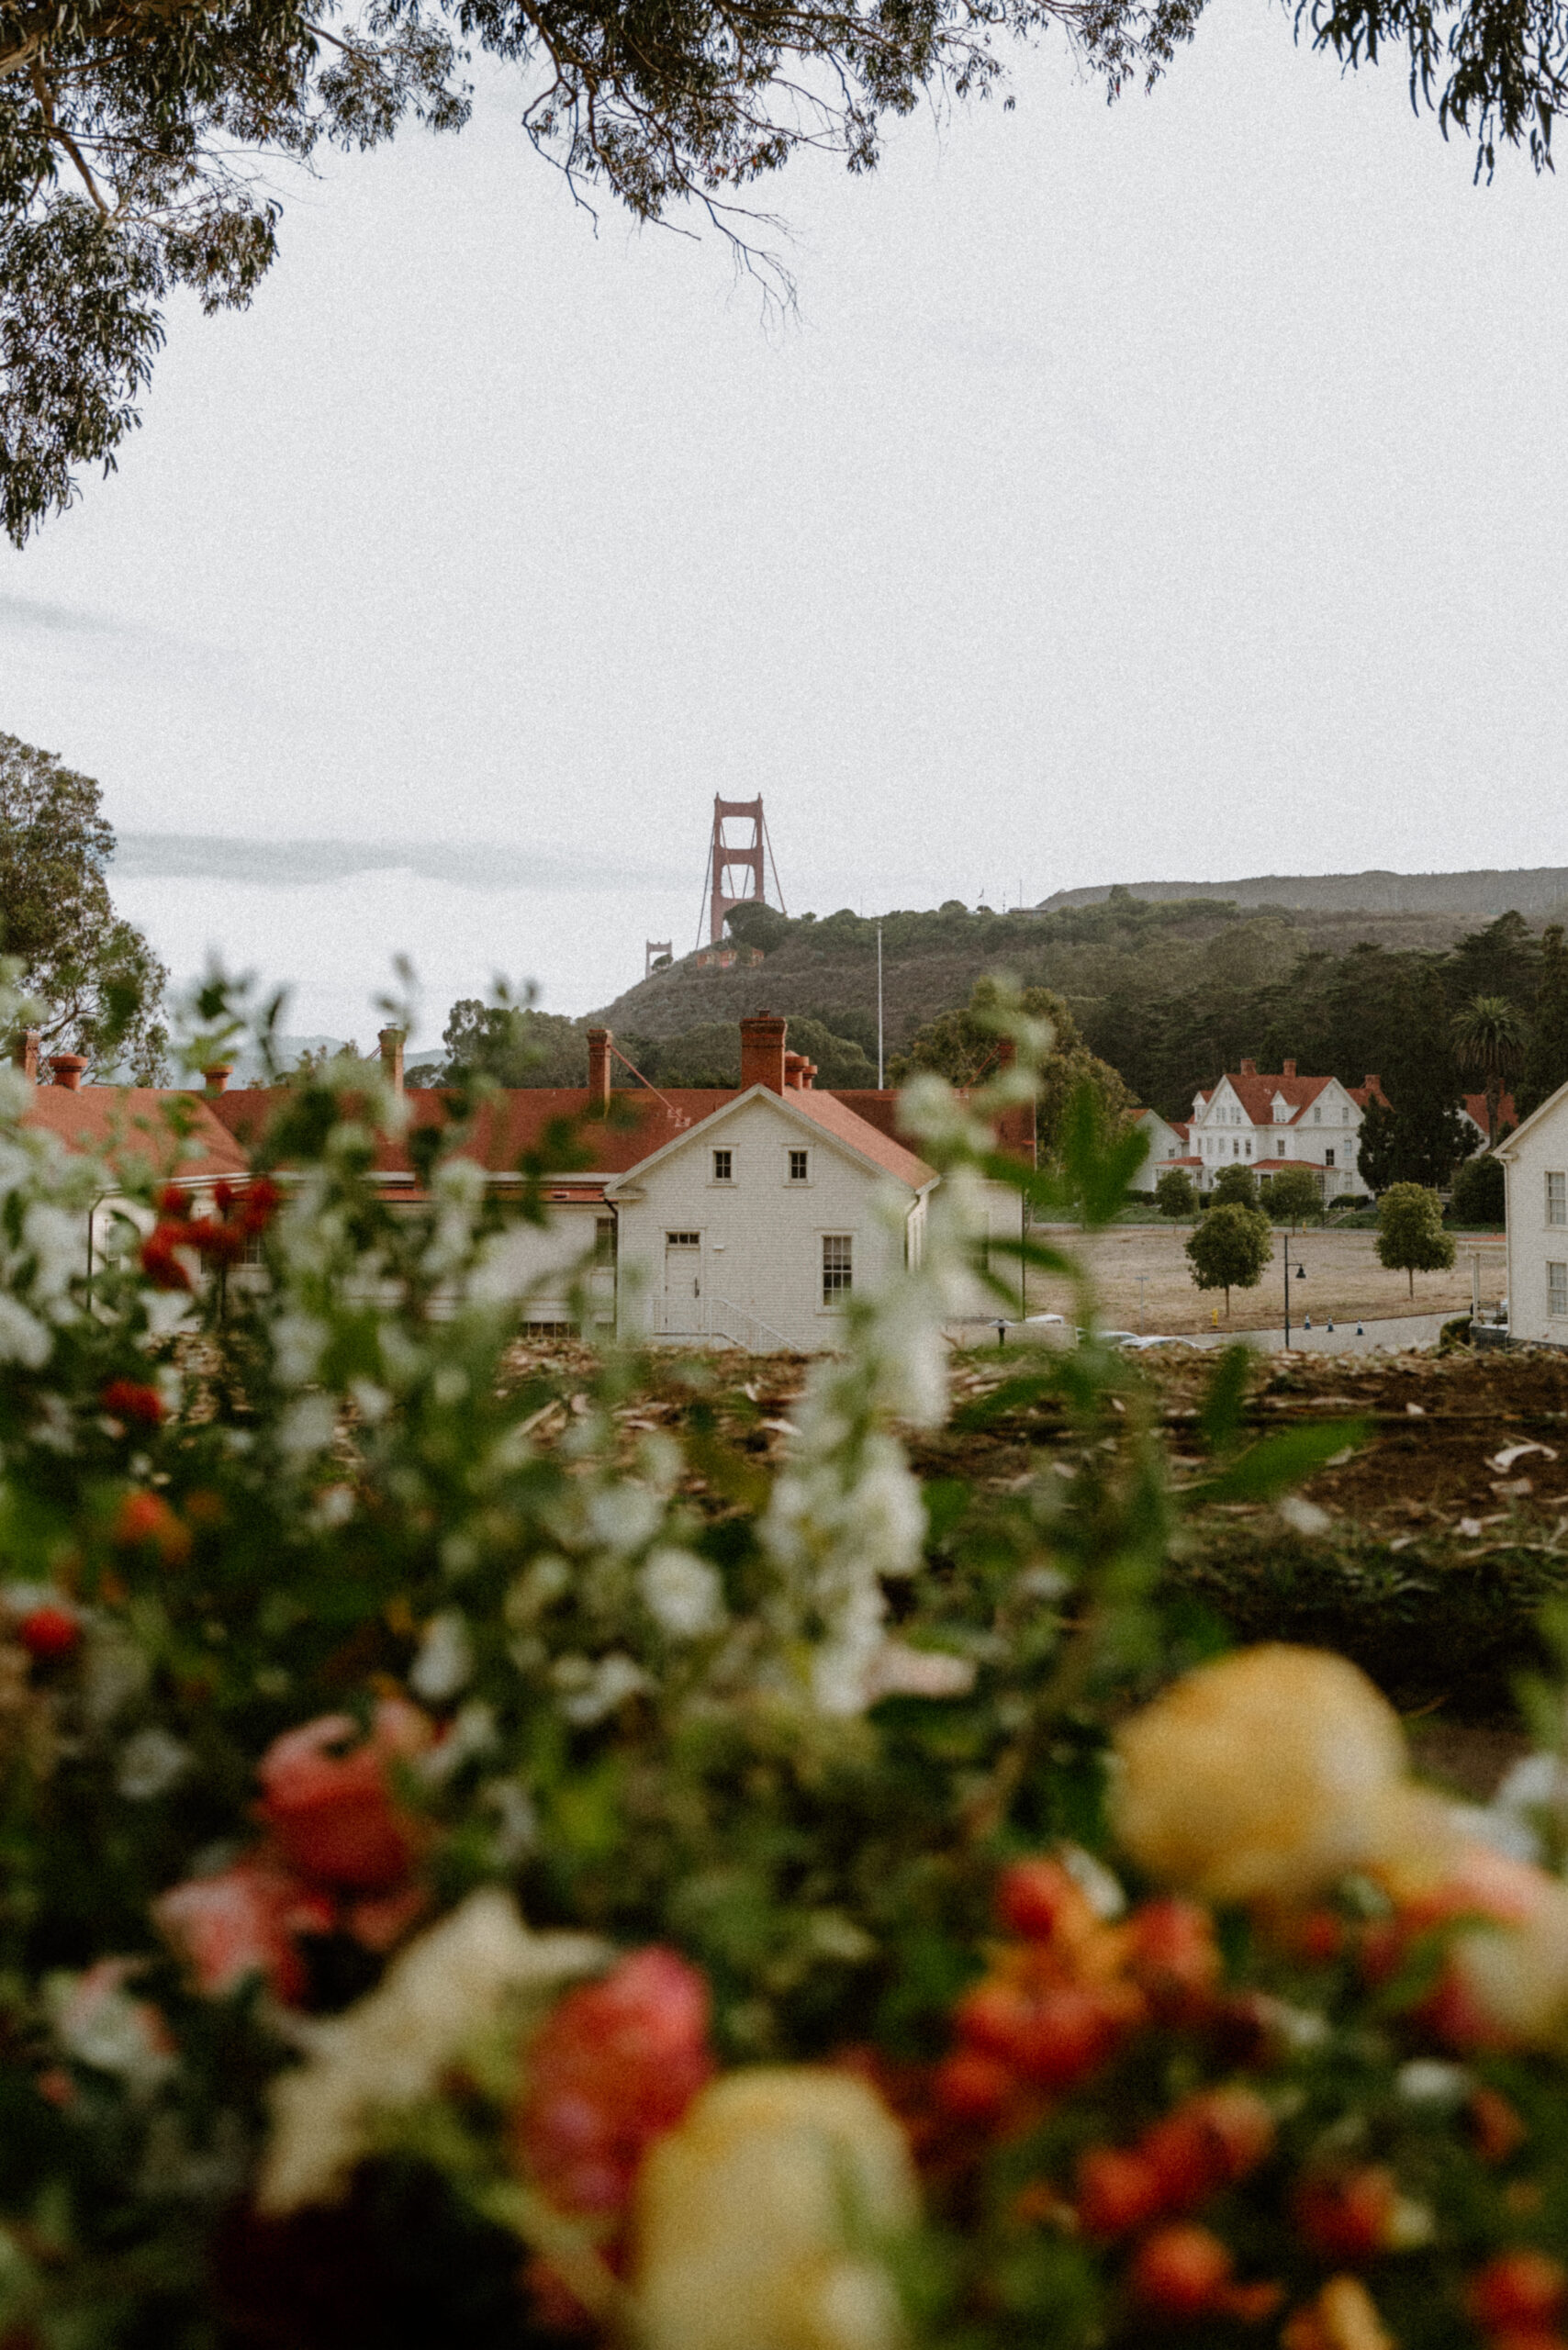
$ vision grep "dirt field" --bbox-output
[1025,1221,1507,1335]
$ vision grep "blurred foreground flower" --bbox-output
[258,1890,607,2214]
[633,2067,917,2350]
[1113,1648,1410,1908]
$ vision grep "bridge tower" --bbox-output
[700,796,786,946]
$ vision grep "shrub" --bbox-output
[1155,1168,1197,1219]
[1210,1163,1259,1210]
[1260,1165,1320,1228]
[1451,1150,1506,1224]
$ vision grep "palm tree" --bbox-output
[1452,994,1528,1146]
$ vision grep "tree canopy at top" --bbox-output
[4,0,1567,545]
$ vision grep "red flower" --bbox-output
[17,1606,80,1662]
[140,1225,196,1292]
[932,2050,1014,2124]
[517,1946,713,2218]
[111,1491,192,1564]
[241,1177,282,1234]
[155,1857,333,2004]
[155,1185,192,1221]
[100,1379,165,1427]
[1124,1897,1222,2018]
[257,1700,431,1893]
[1009,1984,1143,2092]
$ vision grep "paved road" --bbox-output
[958,1311,1474,1358]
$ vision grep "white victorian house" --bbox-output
[1495,1081,1568,1348]
[1186,1059,1386,1203]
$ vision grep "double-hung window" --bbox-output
[789,1149,810,1183]
[1548,1171,1566,1227]
[711,1149,733,1183]
[1550,1261,1568,1318]
[822,1234,853,1304]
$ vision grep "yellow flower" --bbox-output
[1112,1647,1409,1907]
[633,2067,918,2350]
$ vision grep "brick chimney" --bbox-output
[587,1026,612,1112]
[740,1011,788,1093]
[14,1029,39,1084]
[378,1027,405,1098]
[203,1064,233,1095]
[50,1053,87,1091]
[1239,1058,1257,1078]
[1282,1058,1296,1080]
[784,1050,808,1091]
[1363,1074,1382,1098]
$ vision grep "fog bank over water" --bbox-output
[112,845,970,1050]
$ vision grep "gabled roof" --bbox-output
[22,1086,251,1183]
[601,1082,935,1197]
[1207,1070,1339,1126]
[1493,1084,1565,1159]
[1348,1079,1391,1111]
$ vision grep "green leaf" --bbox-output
[1188,1420,1365,1505]
[1198,1344,1252,1454]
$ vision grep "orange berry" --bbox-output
[1077,2144,1165,2237]
[1013,1984,1138,2091]
[1294,2166,1397,2263]
[17,1606,80,1662]
[933,2050,1014,2123]
[1467,2253,1568,2333]
[1125,1897,1221,2013]
[111,1491,192,1564]
[1129,2223,1233,2317]
[996,1858,1095,1944]
[954,1978,1036,2060]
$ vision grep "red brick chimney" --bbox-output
[378,1027,406,1098]
[587,1026,612,1112]
[1282,1058,1296,1080]
[783,1051,808,1091]
[203,1064,233,1095]
[50,1053,87,1091]
[1363,1074,1382,1098]
[740,1012,788,1093]
[14,1029,39,1084]
[1239,1058,1257,1078]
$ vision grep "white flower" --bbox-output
[0,1294,50,1369]
[272,1313,328,1387]
[22,1203,82,1307]
[47,1962,176,2096]
[859,1641,976,1704]
[587,1483,664,1555]
[409,1609,474,1702]
[257,1891,608,2214]
[277,1393,338,1463]
[552,1651,650,1726]
[639,1549,725,1639]
[117,1729,191,1801]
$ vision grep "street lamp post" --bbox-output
[1283,1233,1306,1347]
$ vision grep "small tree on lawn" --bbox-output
[1155,1168,1198,1220]
[1211,1163,1259,1211]
[1375,1181,1456,1298]
[1264,1165,1321,1230]
[1185,1203,1271,1318]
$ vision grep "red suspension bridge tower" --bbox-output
[699,796,786,947]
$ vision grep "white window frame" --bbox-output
[1550,1260,1568,1318]
[787,1148,811,1185]
[711,1149,734,1185]
[821,1233,853,1306]
[1548,1171,1566,1228]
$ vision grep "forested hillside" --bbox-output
[591,894,1550,1115]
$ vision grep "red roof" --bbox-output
[1214,1070,1337,1125]
[22,1086,250,1182]
[210,1082,935,1191]
[1462,1091,1517,1136]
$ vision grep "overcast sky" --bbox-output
[4,0,1567,1036]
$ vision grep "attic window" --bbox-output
[711,1149,733,1183]
[1312,1107,1321,1124]
[789,1149,809,1183]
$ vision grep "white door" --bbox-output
[663,1231,702,1333]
